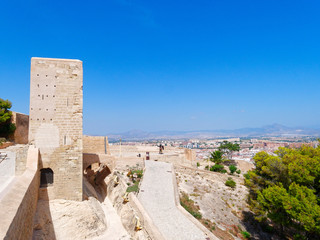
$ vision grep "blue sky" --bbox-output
[1,0,320,134]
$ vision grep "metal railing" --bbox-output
[0,151,7,164]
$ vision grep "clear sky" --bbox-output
[1,0,320,134]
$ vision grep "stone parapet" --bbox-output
[0,146,40,240]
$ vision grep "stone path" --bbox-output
[94,197,131,240]
[138,160,208,240]
[0,151,15,195]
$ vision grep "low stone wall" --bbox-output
[0,146,39,240]
[150,152,193,167]
[83,135,110,154]
[10,112,29,144]
[106,173,165,240]
[171,164,219,240]
[4,144,29,176]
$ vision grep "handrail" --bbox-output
[0,152,7,164]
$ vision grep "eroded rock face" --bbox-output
[33,197,106,240]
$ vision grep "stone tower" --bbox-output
[29,57,83,201]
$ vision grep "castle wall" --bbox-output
[10,112,29,144]
[0,146,40,240]
[29,57,83,201]
[83,135,110,154]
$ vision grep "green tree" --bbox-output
[0,98,16,137]
[245,144,320,238]
[218,141,240,160]
[209,150,224,164]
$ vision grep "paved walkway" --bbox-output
[138,160,208,240]
[0,151,15,195]
[93,197,131,240]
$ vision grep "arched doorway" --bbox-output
[40,168,54,188]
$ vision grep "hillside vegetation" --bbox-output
[245,142,320,239]
[0,98,15,138]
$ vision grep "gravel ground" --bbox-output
[138,160,208,240]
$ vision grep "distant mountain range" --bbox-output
[107,124,320,141]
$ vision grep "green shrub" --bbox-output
[241,231,251,239]
[293,234,307,240]
[126,183,139,192]
[225,177,236,188]
[221,169,227,173]
[243,173,250,179]
[236,169,241,174]
[205,165,209,169]
[229,165,237,174]
[131,169,143,178]
[210,164,224,172]
[197,162,200,167]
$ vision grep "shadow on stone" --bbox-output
[32,188,57,240]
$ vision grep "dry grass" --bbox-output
[180,192,202,219]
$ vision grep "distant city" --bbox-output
[110,135,319,164]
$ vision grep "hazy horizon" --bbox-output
[85,123,320,136]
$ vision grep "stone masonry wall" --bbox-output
[83,135,110,155]
[0,146,40,240]
[29,57,83,201]
[10,112,29,144]
[4,144,29,176]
